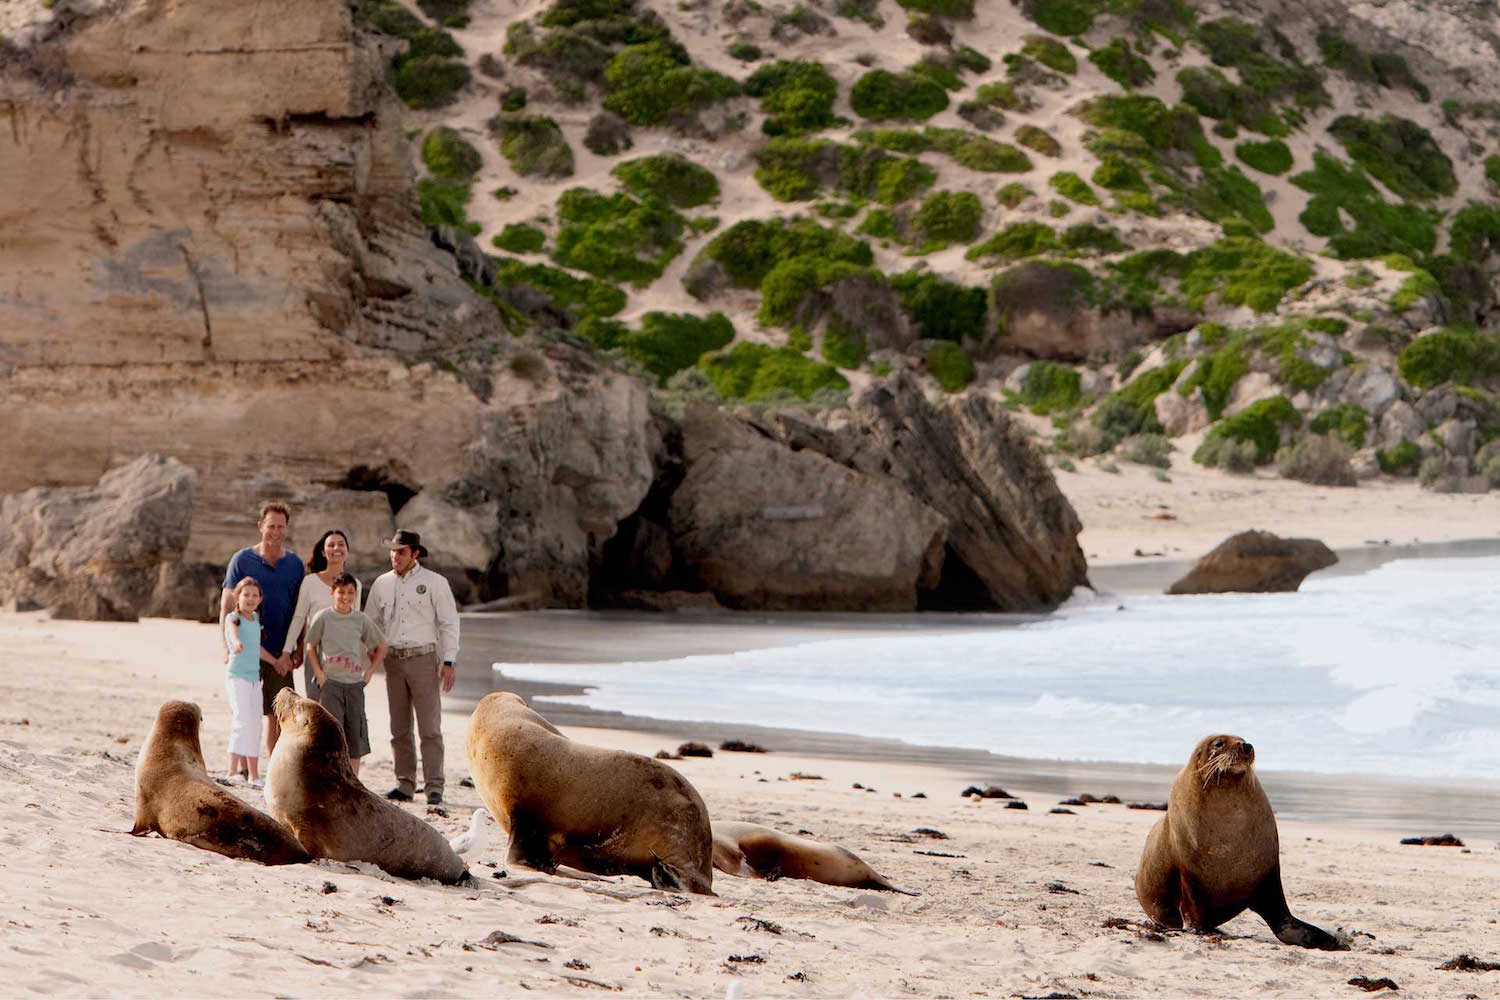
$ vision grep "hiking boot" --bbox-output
[385,787,414,802]
[426,790,444,806]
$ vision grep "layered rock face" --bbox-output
[0,0,654,608]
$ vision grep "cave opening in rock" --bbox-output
[918,544,1000,612]
[330,464,419,514]
[589,420,686,607]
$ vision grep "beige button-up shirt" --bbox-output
[365,563,460,663]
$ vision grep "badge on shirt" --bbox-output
[416,584,427,595]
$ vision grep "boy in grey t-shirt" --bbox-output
[305,573,386,775]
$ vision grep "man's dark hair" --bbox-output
[331,572,359,591]
[258,500,291,523]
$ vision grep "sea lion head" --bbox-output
[272,688,354,775]
[155,700,204,739]
[1191,733,1256,786]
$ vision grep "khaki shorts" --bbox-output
[318,681,371,758]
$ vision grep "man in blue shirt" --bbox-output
[221,501,305,756]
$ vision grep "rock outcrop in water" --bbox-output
[1167,530,1338,595]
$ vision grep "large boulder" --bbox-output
[1167,530,1338,595]
[0,455,197,620]
[667,406,946,610]
[781,373,1089,610]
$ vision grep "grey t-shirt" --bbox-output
[306,607,384,685]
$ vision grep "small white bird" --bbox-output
[449,807,491,856]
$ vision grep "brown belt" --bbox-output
[388,643,437,660]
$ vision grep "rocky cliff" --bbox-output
[0,0,1087,616]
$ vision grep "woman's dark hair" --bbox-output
[307,529,351,574]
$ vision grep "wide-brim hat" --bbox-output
[384,529,429,559]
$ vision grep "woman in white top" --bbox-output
[285,528,362,702]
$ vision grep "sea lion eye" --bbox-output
[1212,739,1224,751]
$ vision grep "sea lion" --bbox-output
[266,690,467,884]
[1135,734,1347,950]
[712,821,916,894]
[466,691,714,894]
[131,700,310,865]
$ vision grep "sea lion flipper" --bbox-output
[1250,870,1347,951]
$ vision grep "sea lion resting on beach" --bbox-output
[1135,733,1347,950]
[713,821,916,894]
[466,691,714,894]
[131,700,309,865]
[266,690,467,884]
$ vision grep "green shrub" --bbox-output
[857,152,939,203]
[1196,395,1301,465]
[821,319,868,368]
[623,311,736,381]
[1060,223,1126,254]
[914,190,984,250]
[1486,154,1500,191]
[753,137,840,201]
[602,40,739,125]
[974,80,1030,112]
[757,256,869,327]
[1093,154,1148,192]
[1020,34,1077,74]
[1024,0,1099,35]
[1090,38,1154,89]
[1128,432,1173,468]
[926,341,975,391]
[1193,434,1258,472]
[493,223,546,253]
[910,54,964,92]
[1021,361,1082,414]
[1309,402,1369,448]
[1317,30,1429,101]
[895,0,975,17]
[729,41,762,61]
[1015,125,1061,157]
[1050,171,1099,205]
[552,188,685,286]
[1235,139,1292,175]
[890,270,986,342]
[1092,360,1187,445]
[1389,268,1439,313]
[1448,201,1500,263]
[856,207,899,239]
[1178,343,1248,419]
[996,182,1031,208]
[745,60,839,136]
[422,127,483,181]
[613,154,720,207]
[1291,152,1437,260]
[493,114,575,177]
[1178,236,1313,313]
[394,56,472,109]
[966,222,1057,263]
[1397,327,1500,389]
[700,342,849,400]
[1376,439,1421,475]
[696,217,873,290]
[1327,115,1456,201]
[924,128,1032,172]
[418,178,478,234]
[850,70,949,121]
[489,256,624,319]
[1190,165,1274,234]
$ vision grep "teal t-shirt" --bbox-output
[225,612,262,681]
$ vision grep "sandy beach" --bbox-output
[3,611,1498,997]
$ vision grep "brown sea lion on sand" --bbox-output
[466,691,714,894]
[1135,734,1347,950]
[712,822,917,894]
[266,690,467,884]
[131,700,309,865]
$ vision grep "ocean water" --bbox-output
[500,555,1500,782]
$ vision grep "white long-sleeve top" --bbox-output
[282,573,363,655]
[365,563,460,663]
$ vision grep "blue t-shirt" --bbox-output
[223,547,305,654]
[225,611,262,682]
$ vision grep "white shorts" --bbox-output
[225,675,262,758]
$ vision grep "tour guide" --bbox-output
[365,529,460,805]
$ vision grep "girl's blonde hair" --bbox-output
[233,577,262,599]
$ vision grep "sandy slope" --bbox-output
[2,611,1497,996]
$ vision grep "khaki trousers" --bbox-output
[384,651,444,794]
